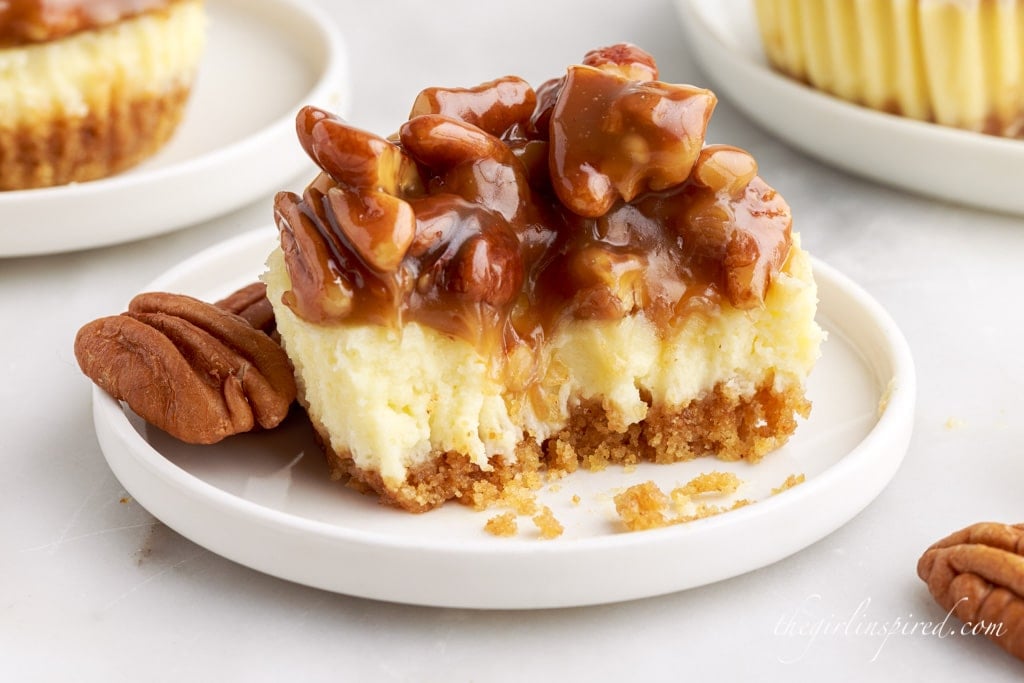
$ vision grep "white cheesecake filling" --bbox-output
[264,237,823,487]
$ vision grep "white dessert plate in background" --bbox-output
[676,0,1024,216]
[0,0,349,258]
[91,228,915,609]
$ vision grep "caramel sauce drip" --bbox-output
[274,45,793,356]
[0,0,177,46]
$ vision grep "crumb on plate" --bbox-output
[484,511,518,537]
[771,473,805,495]
[532,506,564,539]
[614,472,751,532]
[614,481,670,531]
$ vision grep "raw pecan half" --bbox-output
[917,522,1024,661]
[214,282,275,334]
[75,291,296,444]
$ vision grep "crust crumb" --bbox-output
[614,481,671,531]
[771,473,805,495]
[615,472,751,531]
[546,467,569,482]
[469,478,539,515]
[484,511,518,537]
[571,494,581,506]
[675,471,741,496]
[532,506,564,539]
[877,379,894,417]
[507,485,539,515]
[669,487,692,513]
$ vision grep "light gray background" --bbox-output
[2,0,1022,680]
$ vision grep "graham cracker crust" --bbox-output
[319,375,811,513]
[0,84,192,190]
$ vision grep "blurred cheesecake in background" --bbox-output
[0,0,205,190]
[754,0,1024,137]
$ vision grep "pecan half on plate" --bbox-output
[214,281,276,334]
[75,290,296,445]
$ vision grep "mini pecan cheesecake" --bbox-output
[264,45,824,512]
[755,0,1024,136]
[0,0,205,190]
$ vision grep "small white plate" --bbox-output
[0,0,348,257]
[91,227,915,609]
[676,0,1024,215]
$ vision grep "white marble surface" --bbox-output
[2,0,1022,680]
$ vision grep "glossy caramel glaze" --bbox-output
[274,45,793,353]
[0,0,178,46]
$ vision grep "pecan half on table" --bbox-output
[75,289,296,445]
[918,522,1024,661]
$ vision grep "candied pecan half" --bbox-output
[528,44,658,139]
[409,75,537,138]
[400,114,533,226]
[562,244,647,319]
[630,144,791,310]
[294,110,423,274]
[75,292,297,444]
[407,193,525,309]
[582,43,658,81]
[296,106,423,197]
[548,64,716,217]
[918,522,1024,661]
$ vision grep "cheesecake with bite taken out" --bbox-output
[263,44,824,512]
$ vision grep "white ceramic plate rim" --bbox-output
[0,0,349,257]
[91,228,916,608]
[677,0,1024,215]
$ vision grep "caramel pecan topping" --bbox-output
[273,44,792,349]
[75,291,296,444]
[660,145,791,310]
